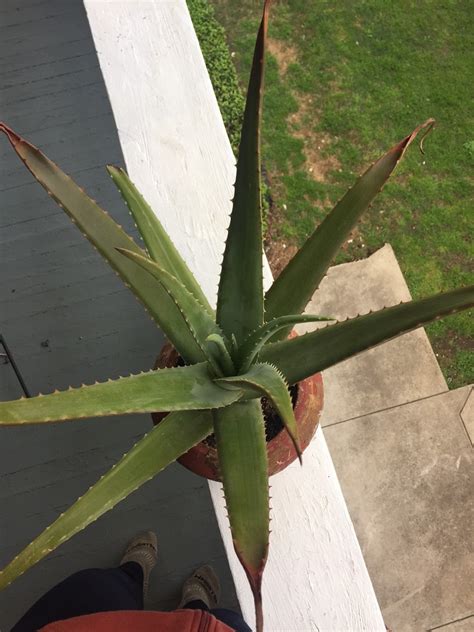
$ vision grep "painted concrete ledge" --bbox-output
[84,1,385,630]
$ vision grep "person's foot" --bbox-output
[120,531,158,598]
[178,564,221,609]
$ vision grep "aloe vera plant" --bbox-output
[0,2,473,629]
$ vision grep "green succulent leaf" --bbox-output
[264,119,436,332]
[0,364,242,425]
[217,363,302,463]
[231,334,239,355]
[238,314,334,372]
[0,123,203,364]
[0,410,213,589]
[213,399,269,632]
[216,1,270,344]
[205,334,236,376]
[262,285,474,385]
[107,166,213,314]
[116,248,227,375]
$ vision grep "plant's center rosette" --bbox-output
[152,340,323,481]
[204,382,298,448]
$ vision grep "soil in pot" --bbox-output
[152,342,323,481]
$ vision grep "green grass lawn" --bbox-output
[205,0,473,388]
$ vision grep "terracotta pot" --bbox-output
[152,337,323,481]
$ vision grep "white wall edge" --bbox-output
[84,1,386,629]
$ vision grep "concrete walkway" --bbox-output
[301,244,473,631]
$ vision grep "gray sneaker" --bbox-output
[178,564,221,609]
[120,531,158,598]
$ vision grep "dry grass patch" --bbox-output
[267,37,298,75]
[267,38,340,183]
[288,94,340,183]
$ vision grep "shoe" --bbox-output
[120,530,158,598]
[178,564,221,609]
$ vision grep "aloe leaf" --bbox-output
[213,400,269,632]
[117,248,227,375]
[0,363,242,425]
[0,123,203,364]
[0,410,213,588]
[107,166,213,314]
[238,314,334,372]
[264,119,436,329]
[206,334,236,376]
[216,1,271,344]
[217,363,301,463]
[261,285,474,385]
[231,334,239,355]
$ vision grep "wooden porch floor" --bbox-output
[0,1,238,627]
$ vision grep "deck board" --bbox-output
[0,1,238,627]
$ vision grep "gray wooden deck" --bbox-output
[0,1,238,627]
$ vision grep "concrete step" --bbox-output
[301,244,473,631]
[324,386,473,632]
[297,243,448,425]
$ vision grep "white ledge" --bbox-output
[84,1,385,629]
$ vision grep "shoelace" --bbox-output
[127,542,157,554]
[194,573,218,602]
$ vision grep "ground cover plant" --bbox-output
[207,0,473,387]
[187,0,244,153]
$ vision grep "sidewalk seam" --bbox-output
[458,386,473,447]
[323,386,457,428]
[428,612,474,630]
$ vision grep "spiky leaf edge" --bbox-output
[0,363,243,425]
[262,285,474,384]
[213,399,269,632]
[0,410,213,588]
[264,119,436,335]
[217,362,302,462]
[238,314,334,372]
[216,1,271,344]
[107,166,213,314]
[0,123,203,363]
[117,248,229,376]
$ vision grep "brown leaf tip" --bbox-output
[0,122,21,146]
